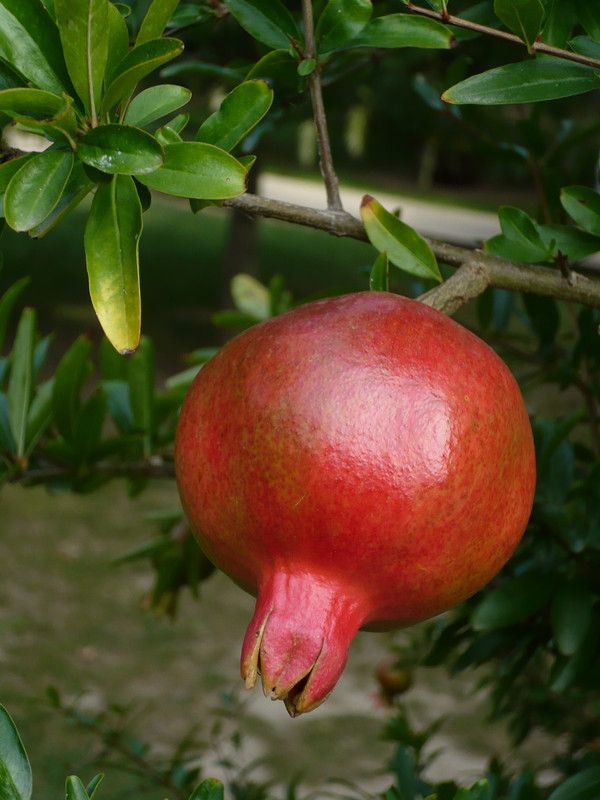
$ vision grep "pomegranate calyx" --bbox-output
[240,571,365,716]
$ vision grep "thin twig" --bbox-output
[223,193,600,309]
[301,0,343,210]
[7,459,176,484]
[404,2,600,70]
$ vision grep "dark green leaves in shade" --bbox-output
[78,125,164,175]
[52,335,93,440]
[360,194,441,281]
[136,0,180,45]
[0,704,32,800]
[443,58,600,105]
[472,573,553,630]
[493,0,545,50]
[189,779,225,800]
[485,206,553,263]
[569,36,600,60]
[196,80,273,152]
[575,0,600,42]
[54,0,108,117]
[224,0,300,50]
[7,308,35,458]
[102,38,184,113]
[551,583,594,657]
[84,176,143,353]
[124,84,191,128]
[0,278,29,352]
[548,767,600,800]
[316,0,372,54]
[352,15,453,50]
[561,186,600,236]
[369,251,389,291]
[135,142,246,199]
[4,150,74,232]
[0,0,70,94]
[128,335,154,456]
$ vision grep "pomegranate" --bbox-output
[175,292,535,716]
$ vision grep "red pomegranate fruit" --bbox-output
[175,292,535,716]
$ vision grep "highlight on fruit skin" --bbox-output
[175,292,536,716]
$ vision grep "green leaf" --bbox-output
[316,0,372,54]
[54,0,109,116]
[7,307,35,458]
[85,175,142,353]
[541,0,576,47]
[443,57,600,105]
[65,776,90,800]
[102,37,184,113]
[135,142,246,199]
[196,80,273,152]
[78,124,164,175]
[124,84,191,128]
[575,0,600,42]
[136,0,180,45]
[472,573,553,630]
[484,206,552,263]
[0,278,29,352]
[0,704,32,800]
[0,392,15,452]
[0,0,70,94]
[560,186,600,236]
[245,49,299,95]
[128,334,154,454]
[550,583,594,656]
[569,35,600,59]
[231,273,270,320]
[538,223,600,261]
[0,156,35,214]
[4,150,73,232]
[0,61,25,90]
[297,58,316,76]
[369,251,389,291]
[224,0,300,50]
[105,0,129,82]
[28,162,93,239]
[493,0,545,49]
[25,377,53,455]
[72,390,107,462]
[548,767,600,800]
[189,779,225,800]
[550,619,599,692]
[352,14,453,49]
[52,335,93,440]
[0,87,65,117]
[360,194,441,281]
[85,775,104,800]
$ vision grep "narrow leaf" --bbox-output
[4,150,73,232]
[65,776,90,800]
[360,195,441,281]
[548,767,600,800]
[351,14,453,49]
[493,0,545,49]
[560,186,600,236]
[196,80,273,152]
[0,704,32,800]
[84,175,143,353]
[0,278,29,352]
[369,251,389,291]
[316,0,372,54]
[135,141,246,199]
[575,0,600,42]
[78,124,164,175]
[54,0,109,116]
[124,84,191,128]
[551,583,594,657]
[224,0,300,50]
[25,377,53,455]
[136,0,180,45]
[52,335,93,440]
[105,0,129,82]
[7,307,35,458]
[443,57,600,105]
[128,335,154,454]
[28,162,93,239]
[484,206,552,263]
[189,779,225,800]
[472,573,553,630]
[85,775,104,800]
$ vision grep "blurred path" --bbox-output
[259,173,501,247]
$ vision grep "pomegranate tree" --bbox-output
[175,292,535,716]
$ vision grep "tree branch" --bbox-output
[223,193,600,309]
[404,2,600,70]
[7,459,176,485]
[301,0,343,210]
[418,260,490,314]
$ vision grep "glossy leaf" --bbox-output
[54,0,108,116]
[124,84,191,128]
[52,335,93,440]
[0,87,65,117]
[538,223,600,261]
[443,58,600,105]
[0,278,29,351]
[548,767,600,800]
[360,195,441,281]
[0,0,70,94]
[484,206,552,263]
[316,0,372,54]
[225,0,300,50]
[136,0,180,44]
[65,776,90,800]
[128,335,154,454]
[369,251,389,291]
[28,162,93,239]
[0,61,25,90]
[4,150,73,232]
[105,0,129,82]
[472,573,553,630]
[352,14,453,49]
[551,583,594,656]
[7,307,35,458]
[196,80,273,152]
[102,38,184,113]
[493,0,545,49]
[560,186,600,236]
[79,125,164,175]
[0,704,32,800]
[85,176,142,353]
[189,779,225,800]
[136,142,246,199]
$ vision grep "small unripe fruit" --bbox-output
[176,292,535,715]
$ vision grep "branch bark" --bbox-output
[418,260,490,314]
[223,193,600,309]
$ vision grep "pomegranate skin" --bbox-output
[175,292,535,715]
